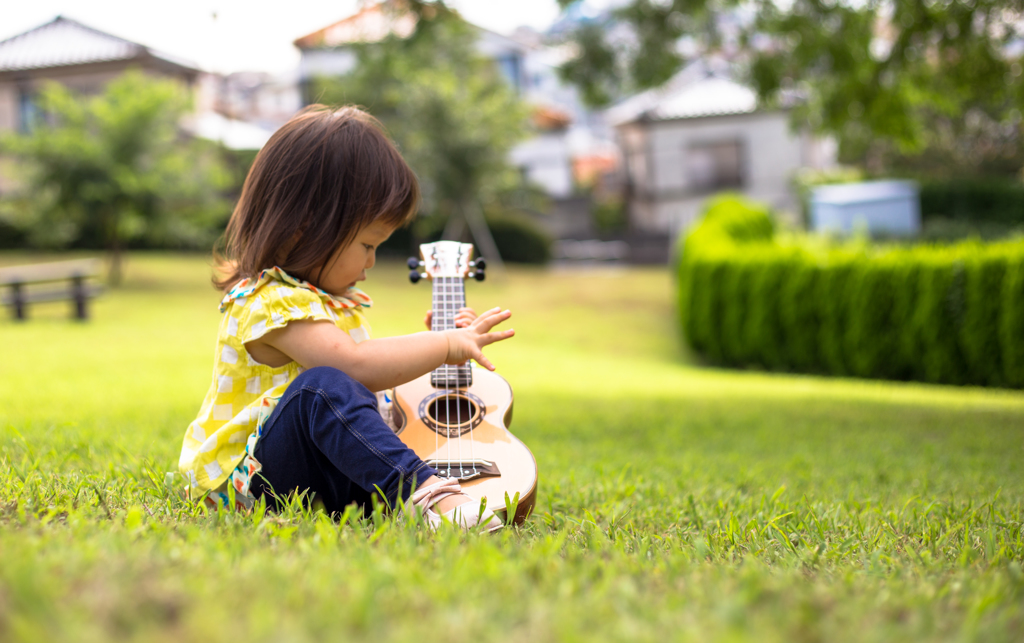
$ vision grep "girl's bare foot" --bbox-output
[417,475,474,513]
[412,476,502,532]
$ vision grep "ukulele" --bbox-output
[391,241,537,525]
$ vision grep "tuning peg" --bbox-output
[471,258,486,270]
[409,270,423,284]
[473,270,486,282]
[407,257,422,270]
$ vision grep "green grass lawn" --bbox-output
[1,253,1022,642]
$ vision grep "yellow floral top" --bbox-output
[178,267,373,498]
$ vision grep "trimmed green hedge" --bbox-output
[678,195,1024,388]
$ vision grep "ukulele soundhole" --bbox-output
[419,390,485,437]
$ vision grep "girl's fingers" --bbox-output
[473,351,496,371]
[480,329,514,346]
[473,306,503,323]
[473,309,511,332]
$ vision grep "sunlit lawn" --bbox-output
[1,252,1022,642]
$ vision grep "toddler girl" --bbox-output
[178,105,513,531]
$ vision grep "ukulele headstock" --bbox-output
[409,241,486,283]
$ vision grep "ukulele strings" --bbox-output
[431,258,441,478]
[455,273,466,480]
[446,278,453,478]
[432,277,438,472]
[453,271,464,480]
[432,251,480,483]
[458,273,478,478]
[455,254,478,480]
[441,274,454,479]
[444,274,452,479]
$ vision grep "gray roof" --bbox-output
[606,60,765,127]
[0,16,197,73]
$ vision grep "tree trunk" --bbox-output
[106,210,123,286]
[442,208,468,242]
[461,199,504,278]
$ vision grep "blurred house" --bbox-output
[607,61,837,251]
[0,16,200,135]
[191,71,298,150]
[196,70,302,132]
[292,2,616,231]
[0,16,284,154]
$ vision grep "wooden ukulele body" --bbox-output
[392,369,537,525]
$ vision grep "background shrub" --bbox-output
[745,250,798,370]
[379,209,552,265]
[920,179,1024,227]
[1003,249,1024,387]
[0,219,26,250]
[961,247,1007,387]
[678,196,1024,388]
[485,210,552,264]
[911,251,968,384]
[778,256,821,372]
[845,254,904,380]
[815,252,858,377]
[720,257,756,365]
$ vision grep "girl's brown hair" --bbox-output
[214,105,419,290]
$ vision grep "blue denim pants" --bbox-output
[251,366,437,514]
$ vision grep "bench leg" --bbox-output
[11,282,25,320]
[72,274,87,320]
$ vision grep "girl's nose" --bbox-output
[365,250,376,270]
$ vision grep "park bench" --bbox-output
[0,258,103,321]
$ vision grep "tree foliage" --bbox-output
[749,0,1024,168]
[314,2,530,228]
[556,0,1024,174]
[1,71,233,282]
[556,0,725,107]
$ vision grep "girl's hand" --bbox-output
[424,307,478,330]
[441,307,514,371]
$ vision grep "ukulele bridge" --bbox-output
[427,459,501,482]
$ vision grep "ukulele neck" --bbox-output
[430,276,472,389]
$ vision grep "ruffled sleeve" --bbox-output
[236,280,339,343]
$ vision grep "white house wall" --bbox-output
[627,111,808,238]
[299,49,358,80]
[0,84,17,132]
[510,132,573,198]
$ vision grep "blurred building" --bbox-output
[292,2,615,219]
[607,60,836,247]
[196,70,302,132]
[0,16,286,153]
[190,70,299,150]
[0,16,200,134]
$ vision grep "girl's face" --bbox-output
[319,221,396,295]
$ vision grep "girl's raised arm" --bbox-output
[247,307,513,392]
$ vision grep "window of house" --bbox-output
[686,140,743,193]
[495,54,522,92]
[18,89,40,133]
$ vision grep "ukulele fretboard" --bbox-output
[431,276,472,388]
